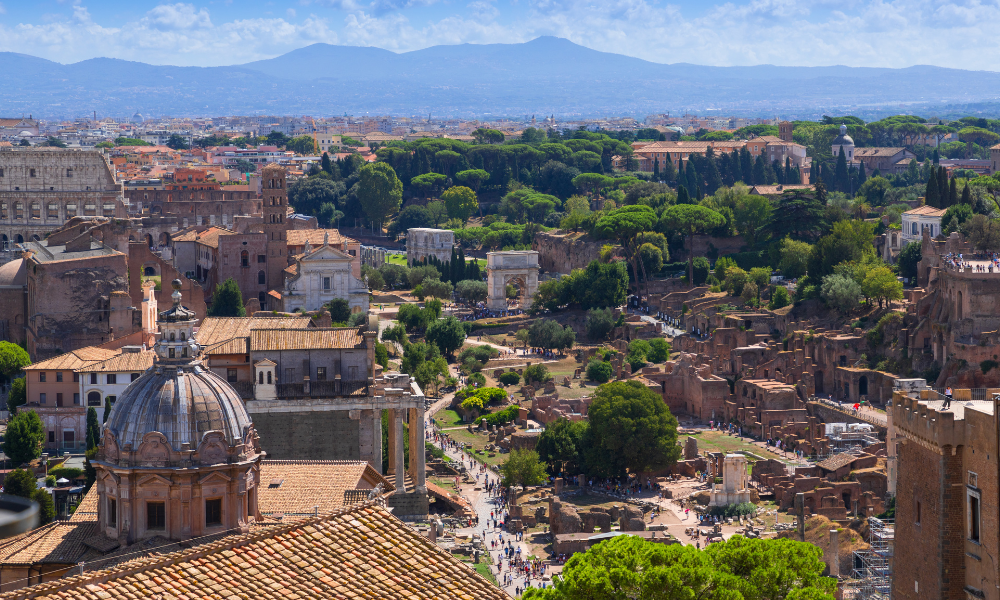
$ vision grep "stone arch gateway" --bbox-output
[486,250,539,310]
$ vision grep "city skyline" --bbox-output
[0,0,998,70]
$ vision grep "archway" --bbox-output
[485,251,539,311]
[144,266,157,276]
[504,275,527,309]
[159,232,170,246]
[859,375,868,397]
[87,391,101,406]
[15,234,23,244]
[815,371,824,395]
[145,233,154,248]
[30,234,39,241]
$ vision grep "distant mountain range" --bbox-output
[4,36,1000,119]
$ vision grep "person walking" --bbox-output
[944,386,953,410]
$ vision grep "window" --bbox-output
[106,374,117,385]
[227,369,238,383]
[257,254,266,263]
[284,368,294,383]
[90,373,98,385]
[316,367,327,381]
[39,393,46,404]
[88,391,101,406]
[0,203,6,219]
[131,373,140,382]
[147,502,166,530]
[267,371,272,384]
[241,250,249,267]
[108,498,117,527]
[39,372,46,382]
[915,500,921,525]
[205,498,222,527]
[14,202,22,220]
[73,393,80,405]
[55,371,62,383]
[48,431,55,443]
[323,277,331,290]
[29,168,35,178]
[258,270,266,285]
[169,348,175,359]
[66,168,73,178]
[47,203,58,219]
[969,489,981,543]
[56,393,63,406]
[103,203,116,216]
[65,203,76,218]
[63,430,74,445]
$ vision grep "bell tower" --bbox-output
[261,164,288,308]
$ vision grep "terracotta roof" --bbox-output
[69,490,99,523]
[203,337,249,356]
[75,350,154,373]
[853,147,909,158]
[903,205,947,217]
[0,521,97,566]
[750,184,813,195]
[251,328,365,351]
[170,226,233,248]
[195,315,312,347]
[257,460,394,516]
[0,502,508,600]
[286,229,355,248]
[817,452,860,472]
[25,348,118,372]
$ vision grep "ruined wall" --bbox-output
[532,231,609,274]
[253,410,361,460]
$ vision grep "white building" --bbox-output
[280,235,369,314]
[406,228,454,266]
[901,205,947,245]
[77,347,155,423]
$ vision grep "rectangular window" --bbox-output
[55,372,62,382]
[39,372,46,383]
[66,168,73,178]
[90,373,97,385]
[227,369,238,383]
[73,393,80,405]
[257,254,266,263]
[63,430,74,444]
[29,168,35,178]
[915,500,921,525]
[0,203,6,219]
[131,373,140,382]
[47,203,58,219]
[316,367,326,381]
[969,491,981,543]
[56,393,62,406]
[284,368,294,383]
[205,498,222,527]
[39,393,46,404]
[323,277,331,290]
[147,501,166,530]
[109,498,117,527]
[48,431,55,443]
[106,374,117,385]
[65,203,76,218]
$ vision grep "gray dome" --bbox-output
[832,124,854,148]
[105,363,252,454]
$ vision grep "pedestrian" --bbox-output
[944,386,953,410]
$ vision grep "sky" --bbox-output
[0,0,995,70]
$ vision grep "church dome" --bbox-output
[832,124,854,148]
[104,280,253,458]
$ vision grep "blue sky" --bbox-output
[0,0,994,69]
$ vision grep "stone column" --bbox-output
[409,405,426,492]
[394,410,406,492]
[387,408,398,476]
[828,529,840,578]
[372,409,383,474]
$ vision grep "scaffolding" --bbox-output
[849,517,894,600]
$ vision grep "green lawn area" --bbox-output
[443,426,506,466]
[141,275,162,290]
[433,408,465,427]
[386,254,408,266]
[685,431,792,463]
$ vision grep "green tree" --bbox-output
[441,185,478,223]
[528,320,576,352]
[807,220,877,279]
[522,534,835,600]
[421,278,454,300]
[500,450,548,487]
[103,396,114,424]
[455,280,488,304]
[734,194,772,247]
[660,205,726,287]
[536,418,589,475]
[586,359,613,383]
[585,308,616,341]
[821,274,862,313]
[857,176,891,206]
[524,364,553,385]
[594,205,659,293]
[942,204,973,235]
[86,407,100,451]
[208,278,246,317]
[585,380,680,477]
[401,341,441,375]
[33,488,55,525]
[647,338,671,363]
[165,134,190,150]
[358,162,403,226]
[6,377,25,413]
[414,357,449,396]
[473,128,505,144]
[426,200,448,227]
[455,169,490,193]
[897,240,922,281]
[326,298,351,323]
[425,316,466,356]
[925,166,940,208]
[3,468,36,499]
[862,266,904,308]
[962,214,1000,252]
[288,177,343,216]
[3,410,44,466]
[0,341,30,382]
[769,286,791,309]
[779,237,813,279]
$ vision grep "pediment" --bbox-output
[198,471,232,485]
[303,245,353,261]
[137,473,173,487]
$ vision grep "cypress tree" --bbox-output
[809,161,817,184]
[705,157,723,194]
[961,182,972,205]
[685,160,699,196]
[677,185,691,204]
[949,177,958,207]
[321,152,333,176]
[835,146,849,193]
[784,157,793,184]
[938,166,949,206]
[720,154,735,187]
[730,150,741,184]
[441,259,450,284]
[753,155,767,185]
[740,148,753,183]
[933,148,940,164]
[662,155,677,182]
[925,167,940,208]
[653,157,660,180]
[857,160,867,188]
[676,159,688,192]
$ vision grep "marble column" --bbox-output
[394,410,406,492]
[387,408,398,476]
[372,409,383,474]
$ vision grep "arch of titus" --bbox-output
[487,251,539,310]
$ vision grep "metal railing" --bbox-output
[275,380,369,399]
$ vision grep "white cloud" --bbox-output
[144,3,214,30]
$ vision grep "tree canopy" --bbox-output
[208,278,246,317]
[357,162,403,224]
[3,409,44,466]
[585,380,680,477]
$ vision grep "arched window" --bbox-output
[258,270,266,285]
[87,391,102,406]
[241,250,249,267]
[180,332,186,341]
[169,332,175,341]
[267,371,272,384]
[259,372,264,384]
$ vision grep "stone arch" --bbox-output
[159,232,171,246]
[815,370,824,395]
[144,266,157,276]
[15,234,22,244]
[145,233,154,248]
[859,375,868,397]
[30,234,39,241]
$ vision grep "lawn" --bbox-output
[386,254,408,266]
[442,426,506,466]
[464,560,498,586]
[141,275,162,290]
[433,408,465,427]
[687,431,796,465]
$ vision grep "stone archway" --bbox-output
[486,251,539,310]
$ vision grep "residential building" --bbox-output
[76,346,155,423]
[310,132,342,153]
[901,205,946,245]
[853,147,917,174]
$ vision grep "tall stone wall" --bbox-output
[531,232,609,274]
[253,411,361,460]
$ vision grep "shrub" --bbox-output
[708,501,756,517]
[476,405,520,426]
[468,372,487,387]
[498,371,521,386]
[585,308,616,341]
[982,360,999,374]
[768,286,790,309]
[587,360,613,383]
[524,364,552,385]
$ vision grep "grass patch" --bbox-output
[467,560,498,586]
[141,275,162,291]
[386,254,408,266]
[433,408,465,427]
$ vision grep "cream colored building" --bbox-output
[406,227,454,265]
[280,235,369,314]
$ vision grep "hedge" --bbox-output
[476,405,521,426]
